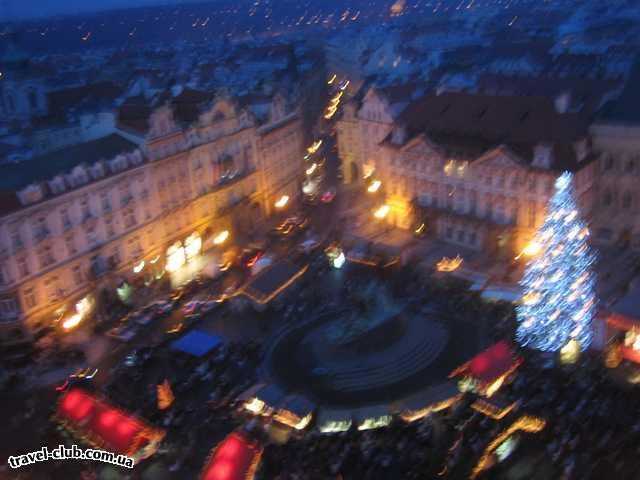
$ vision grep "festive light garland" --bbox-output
[516,172,597,352]
[471,416,546,479]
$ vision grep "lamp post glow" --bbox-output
[307,140,322,154]
[373,204,390,219]
[367,180,381,193]
[275,195,290,209]
[213,230,229,245]
[133,260,145,273]
[62,313,82,331]
[306,163,317,176]
[515,240,542,260]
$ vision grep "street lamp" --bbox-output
[373,204,390,219]
[306,163,318,176]
[367,180,381,193]
[213,230,230,245]
[515,240,542,260]
[275,195,290,209]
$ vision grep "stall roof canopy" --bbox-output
[242,260,307,304]
[171,330,224,357]
[279,395,315,418]
[255,383,286,407]
[395,381,460,412]
[608,280,640,329]
[452,341,522,385]
[56,388,164,456]
[201,432,262,480]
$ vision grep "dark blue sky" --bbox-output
[2,0,199,20]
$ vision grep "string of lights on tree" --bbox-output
[516,171,597,352]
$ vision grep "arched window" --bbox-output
[28,89,38,110]
[5,93,16,113]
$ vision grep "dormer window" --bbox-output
[49,176,67,195]
[72,166,88,185]
[391,126,407,145]
[532,144,553,169]
[18,184,45,205]
[129,151,143,166]
[91,163,105,179]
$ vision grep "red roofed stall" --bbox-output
[200,431,263,480]
[450,341,523,397]
[607,312,640,364]
[55,388,165,460]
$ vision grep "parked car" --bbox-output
[303,193,319,206]
[150,300,174,316]
[321,188,336,203]
[241,248,265,268]
[182,300,204,316]
[106,323,138,342]
[298,238,321,253]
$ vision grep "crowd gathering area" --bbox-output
[26,257,640,480]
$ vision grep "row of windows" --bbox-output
[444,226,478,246]
[602,156,638,173]
[602,190,634,209]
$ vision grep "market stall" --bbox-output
[200,431,262,480]
[55,388,165,460]
[273,395,315,430]
[240,260,308,310]
[449,341,522,397]
[394,381,462,422]
[605,281,640,364]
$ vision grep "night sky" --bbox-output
[2,0,202,19]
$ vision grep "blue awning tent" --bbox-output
[171,330,223,357]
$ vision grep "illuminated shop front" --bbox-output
[184,232,202,261]
[166,241,187,273]
[59,294,95,332]
[165,232,205,287]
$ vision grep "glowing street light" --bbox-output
[436,255,463,272]
[62,313,82,331]
[307,139,322,154]
[340,80,350,91]
[367,180,381,193]
[306,163,318,175]
[275,195,290,209]
[515,240,542,260]
[213,230,229,245]
[133,260,145,273]
[328,74,337,85]
[374,204,390,219]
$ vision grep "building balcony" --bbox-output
[33,228,51,243]
[120,194,135,207]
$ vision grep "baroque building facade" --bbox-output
[0,92,304,345]
[337,89,598,258]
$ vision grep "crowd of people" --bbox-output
[11,255,640,480]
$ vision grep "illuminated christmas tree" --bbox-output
[516,172,597,352]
